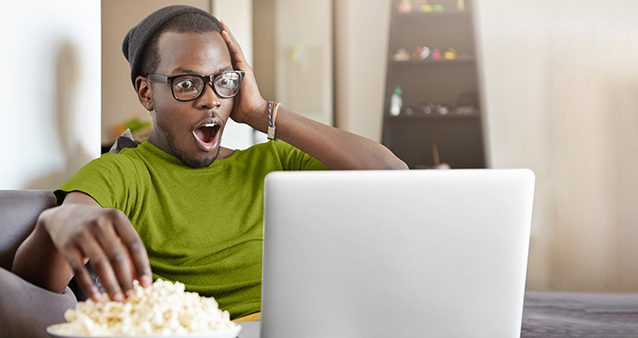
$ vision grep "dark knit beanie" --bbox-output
[122,5,220,88]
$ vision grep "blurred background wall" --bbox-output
[0,0,101,190]
[476,0,638,292]
[1,0,637,292]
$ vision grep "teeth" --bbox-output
[203,123,217,128]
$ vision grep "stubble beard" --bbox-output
[154,117,220,168]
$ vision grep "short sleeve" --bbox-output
[54,153,140,213]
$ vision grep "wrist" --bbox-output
[267,101,282,140]
[36,207,54,235]
[243,99,269,133]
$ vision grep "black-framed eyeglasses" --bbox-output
[147,70,244,101]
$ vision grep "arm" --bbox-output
[221,22,408,170]
[11,191,152,302]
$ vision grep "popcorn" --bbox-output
[51,279,235,336]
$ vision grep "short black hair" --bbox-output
[140,12,223,77]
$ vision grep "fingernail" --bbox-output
[140,274,152,286]
[113,292,124,302]
[92,288,102,302]
[126,289,136,298]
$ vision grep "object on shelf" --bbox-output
[411,0,427,12]
[418,103,436,115]
[420,4,433,12]
[455,105,477,114]
[397,0,412,12]
[416,46,431,60]
[432,49,442,60]
[431,144,451,169]
[457,0,465,11]
[405,107,414,116]
[443,48,458,60]
[419,103,436,115]
[390,85,403,116]
[436,104,449,115]
[433,4,444,12]
[455,91,478,114]
[393,48,411,61]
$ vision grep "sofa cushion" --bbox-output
[108,128,140,153]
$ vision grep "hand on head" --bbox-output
[220,21,268,126]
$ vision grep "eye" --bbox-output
[172,76,203,94]
[216,74,239,89]
[218,78,232,87]
[175,79,195,90]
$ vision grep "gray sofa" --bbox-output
[0,190,77,338]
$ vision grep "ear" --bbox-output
[135,75,154,111]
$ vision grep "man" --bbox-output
[12,5,407,320]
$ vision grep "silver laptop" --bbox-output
[261,169,535,338]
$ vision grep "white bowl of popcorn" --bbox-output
[46,279,241,338]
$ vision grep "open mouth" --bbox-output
[193,122,220,152]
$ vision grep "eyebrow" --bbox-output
[173,66,233,75]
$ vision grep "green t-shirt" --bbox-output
[55,140,327,318]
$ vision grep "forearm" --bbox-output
[11,209,74,293]
[221,21,406,170]
[247,103,408,170]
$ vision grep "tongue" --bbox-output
[195,126,213,143]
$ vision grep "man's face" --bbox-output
[147,31,233,168]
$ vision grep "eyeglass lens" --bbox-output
[172,72,242,100]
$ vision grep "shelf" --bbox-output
[383,0,485,169]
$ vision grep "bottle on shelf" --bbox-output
[390,85,403,116]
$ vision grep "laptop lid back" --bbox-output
[261,169,535,338]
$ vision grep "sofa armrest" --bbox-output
[0,190,55,270]
[0,267,77,338]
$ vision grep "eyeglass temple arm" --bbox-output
[147,74,169,83]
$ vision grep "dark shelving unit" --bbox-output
[381,0,486,169]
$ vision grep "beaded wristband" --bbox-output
[267,101,281,140]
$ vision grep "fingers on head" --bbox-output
[220,26,240,50]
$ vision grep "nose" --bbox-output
[196,82,222,109]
